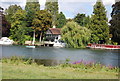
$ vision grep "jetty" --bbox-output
[25,41,54,47]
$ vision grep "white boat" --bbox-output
[26,45,35,48]
[0,37,14,45]
[26,30,36,48]
[53,39,66,47]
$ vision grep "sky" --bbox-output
[0,0,115,20]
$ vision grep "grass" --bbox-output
[1,56,119,79]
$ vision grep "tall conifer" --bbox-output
[25,0,40,27]
[89,0,109,44]
[45,0,59,27]
[56,12,66,28]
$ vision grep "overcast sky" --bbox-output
[0,0,115,20]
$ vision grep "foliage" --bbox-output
[10,10,29,45]
[67,18,74,22]
[32,10,52,41]
[5,5,22,23]
[0,6,11,37]
[89,0,109,44]
[45,0,59,26]
[74,13,90,27]
[110,1,120,44]
[56,12,66,28]
[2,56,34,65]
[61,21,91,48]
[25,0,40,27]
[0,6,4,10]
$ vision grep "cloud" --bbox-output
[59,0,115,19]
[59,2,92,19]
[103,0,115,5]
[1,0,46,10]
[1,0,25,9]
[39,0,46,10]
[0,0,115,19]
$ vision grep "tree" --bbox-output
[89,0,109,44]
[109,1,120,44]
[45,0,59,26]
[74,13,89,27]
[84,16,91,28]
[2,13,11,37]
[0,6,11,37]
[32,10,52,42]
[5,5,22,23]
[61,21,91,48]
[10,10,30,44]
[56,12,66,28]
[25,0,40,27]
[0,7,4,10]
[0,7,3,38]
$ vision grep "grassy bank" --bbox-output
[1,57,119,79]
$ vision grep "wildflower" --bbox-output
[72,59,83,64]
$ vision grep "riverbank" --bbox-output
[1,57,119,79]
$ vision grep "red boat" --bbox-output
[87,44,120,49]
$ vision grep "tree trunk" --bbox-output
[39,32,42,42]
[32,30,35,45]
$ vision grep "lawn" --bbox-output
[2,62,119,79]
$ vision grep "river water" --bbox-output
[0,45,120,67]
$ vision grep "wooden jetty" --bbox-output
[25,41,54,47]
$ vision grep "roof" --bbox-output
[48,28,61,35]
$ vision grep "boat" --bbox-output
[26,30,36,48]
[0,37,14,45]
[87,44,120,49]
[53,39,66,47]
[26,45,35,48]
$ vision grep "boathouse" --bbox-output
[46,28,61,42]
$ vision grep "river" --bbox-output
[0,45,120,67]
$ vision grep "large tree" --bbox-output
[5,5,22,23]
[109,1,120,44]
[89,0,109,44]
[56,12,66,28]
[61,21,91,48]
[10,10,29,44]
[32,10,52,42]
[25,0,40,27]
[45,0,59,26]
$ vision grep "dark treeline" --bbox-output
[110,1,120,45]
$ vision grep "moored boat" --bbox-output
[87,44,120,49]
[0,37,14,45]
[53,39,66,47]
[26,45,35,48]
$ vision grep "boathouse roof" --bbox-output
[46,28,61,35]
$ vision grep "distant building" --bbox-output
[46,28,61,42]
